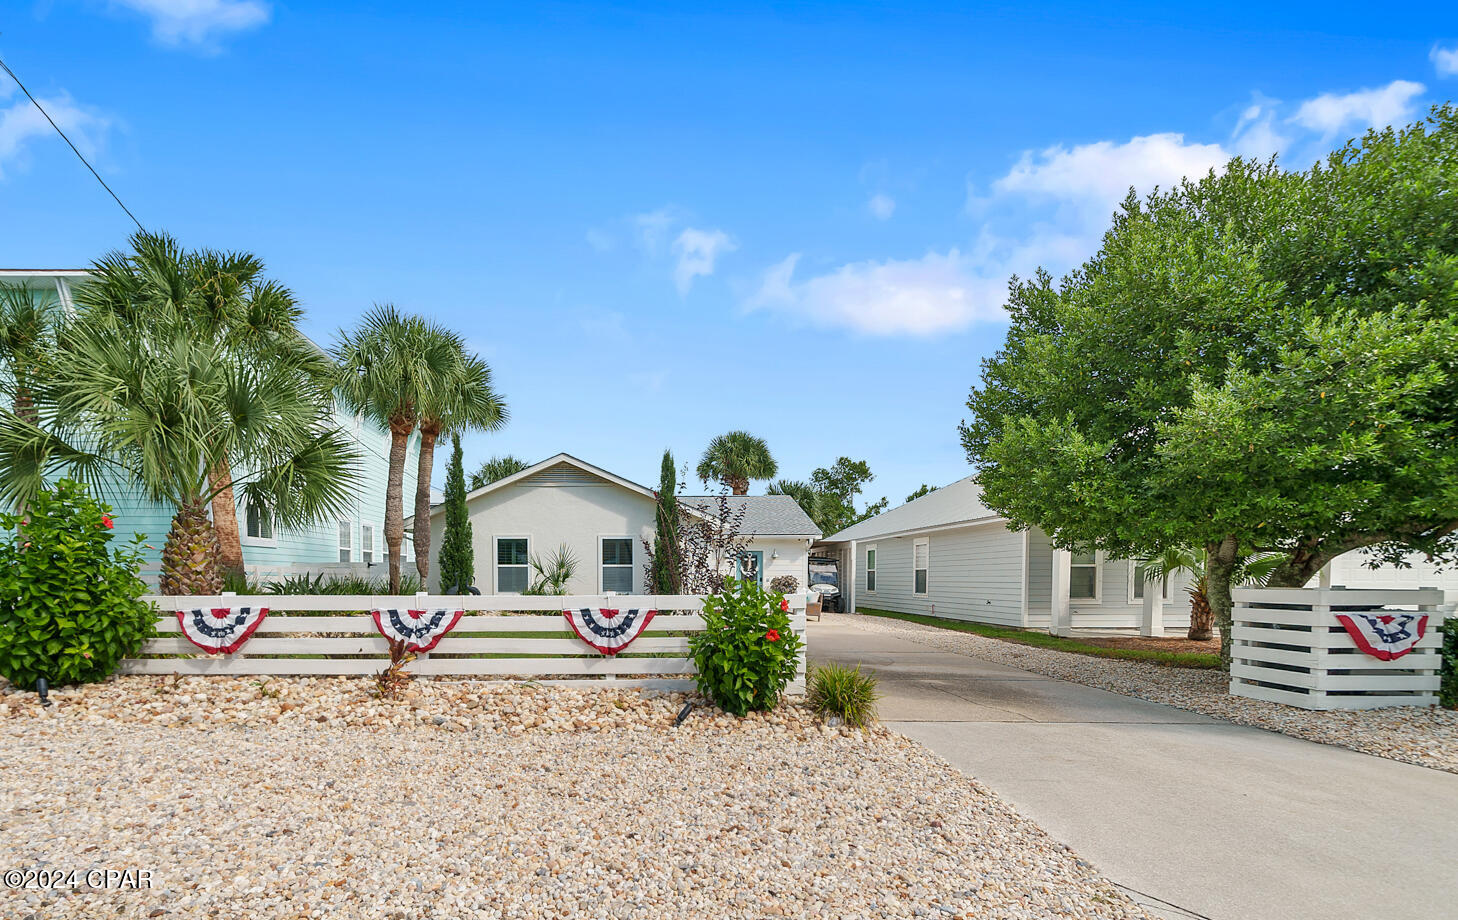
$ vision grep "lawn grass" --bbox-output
[857,608,1221,669]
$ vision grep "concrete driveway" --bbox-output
[810,617,1458,920]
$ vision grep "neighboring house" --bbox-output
[817,474,1458,634]
[411,453,820,595]
[0,269,419,586]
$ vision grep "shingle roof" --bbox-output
[681,495,821,538]
[819,476,1002,542]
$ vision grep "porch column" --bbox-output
[846,541,857,614]
[1140,577,1165,637]
[1050,548,1072,636]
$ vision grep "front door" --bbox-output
[737,551,764,587]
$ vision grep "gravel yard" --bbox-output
[1,677,1148,920]
[835,612,1458,774]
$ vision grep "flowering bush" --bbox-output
[0,480,155,689]
[689,578,803,716]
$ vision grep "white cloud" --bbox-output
[747,250,1007,335]
[671,227,735,294]
[1290,80,1426,135]
[110,0,271,47]
[868,193,896,220]
[1231,96,1289,159]
[1433,45,1458,77]
[0,83,110,180]
[632,207,677,255]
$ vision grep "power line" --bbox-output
[0,54,144,231]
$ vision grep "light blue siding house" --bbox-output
[0,269,420,586]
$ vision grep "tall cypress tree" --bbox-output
[437,434,474,593]
[649,449,682,595]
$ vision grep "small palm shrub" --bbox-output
[690,578,803,716]
[0,480,155,688]
[807,662,880,728]
[263,572,422,595]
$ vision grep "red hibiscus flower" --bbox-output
[101,515,114,529]
[765,629,780,642]
[779,598,789,611]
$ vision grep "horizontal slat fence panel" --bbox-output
[1229,587,1450,711]
[121,593,808,693]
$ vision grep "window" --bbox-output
[865,545,877,592]
[1069,550,1101,601]
[244,503,274,543]
[361,524,375,565]
[601,538,634,594]
[338,521,352,563]
[913,538,929,595]
[1129,562,1169,603]
[496,537,530,594]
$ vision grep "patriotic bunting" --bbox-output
[371,608,464,652]
[177,606,269,655]
[1334,612,1429,661]
[563,608,656,656]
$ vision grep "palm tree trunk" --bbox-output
[209,459,245,580]
[1187,578,1214,641]
[160,496,223,596]
[413,422,440,581]
[384,417,414,593]
[729,476,749,495]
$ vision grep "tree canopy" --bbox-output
[696,430,777,495]
[961,107,1458,656]
[770,457,888,535]
[470,455,531,490]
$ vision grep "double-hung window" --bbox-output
[361,524,375,565]
[913,538,929,595]
[497,537,530,594]
[1069,551,1101,601]
[1130,562,1168,603]
[601,538,634,594]
[338,521,352,563]
[244,503,274,544]
[865,545,877,592]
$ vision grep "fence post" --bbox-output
[415,590,430,663]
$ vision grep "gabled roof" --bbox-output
[457,452,657,506]
[819,475,1003,543]
[681,495,821,538]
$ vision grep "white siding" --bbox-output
[854,521,1026,627]
[1326,551,1458,593]
[1024,529,1194,629]
[746,536,812,592]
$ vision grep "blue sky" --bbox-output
[2,2,1455,510]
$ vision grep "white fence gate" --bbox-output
[1229,587,1451,710]
[120,593,809,694]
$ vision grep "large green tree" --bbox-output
[333,305,462,592]
[961,108,1458,662]
[696,430,777,495]
[0,304,357,594]
[412,351,506,581]
[770,456,887,535]
[437,434,474,593]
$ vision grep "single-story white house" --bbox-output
[816,475,1458,636]
[410,453,820,595]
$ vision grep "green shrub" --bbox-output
[263,572,421,595]
[689,578,803,716]
[0,480,156,688]
[807,662,880,727]
[1441,622,1456,710]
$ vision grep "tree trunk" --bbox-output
[160,496,223,596]
[728,476,749,495]
[413,422,440,581]
[209,459,245,581]
[1265,545,1336,588]
[384,417,414,593]
[1206,535,1240,668]
[1186,578,1214,641]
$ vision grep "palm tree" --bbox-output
[696,430,777,495]
[1138,547,1283,641]
[0,310,358,594]
[469,455,531,490]
[76,232,331,578]
[333,305,461,592]
[0,283,63,428]
[412,351,507,581]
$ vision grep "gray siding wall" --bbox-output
[856,522,1025,627]
[1024,529,1193,629]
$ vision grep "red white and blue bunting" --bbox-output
[563,608,656,656]
[370,608,464,652]
[1335,612,1429,661]
[177,606,269,655]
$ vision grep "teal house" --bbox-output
[0,269,421,587]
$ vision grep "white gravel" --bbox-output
[1,676,1149,920]
[832,612,1458,774]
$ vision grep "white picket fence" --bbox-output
[120,593,809,693]
[1229,587,1451,710]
